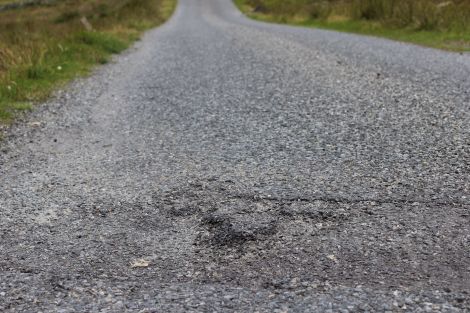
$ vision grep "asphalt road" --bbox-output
[1,0,470,311]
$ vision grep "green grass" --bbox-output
[0,33,128,122]
[0,0,177,124]
[303,19,470,51]
[76,32,129,54]
[234,0,470,52]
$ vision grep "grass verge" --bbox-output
[0,0,176,124]
[234,0,470,53]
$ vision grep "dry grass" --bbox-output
[0,0,176,123]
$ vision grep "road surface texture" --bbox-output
[1,0,470,311]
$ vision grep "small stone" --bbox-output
[29,122,41,127]
[130,259,150,268]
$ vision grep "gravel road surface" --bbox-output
[1,0,470,311]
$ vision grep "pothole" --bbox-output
[197,212,278,247]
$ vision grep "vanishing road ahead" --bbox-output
[1,0,470,311]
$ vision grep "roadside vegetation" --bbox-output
[235,0,470,52]
[0,0,176,123]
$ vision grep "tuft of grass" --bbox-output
[0,0,177,124]
[76,32,129,54]
[235,0,470,52]
[11,102,33,111]
[54,11,80,24]
[27,65,51,80]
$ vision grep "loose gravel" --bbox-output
[1,0,469,311]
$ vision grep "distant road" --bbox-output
[1,0,469,311]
